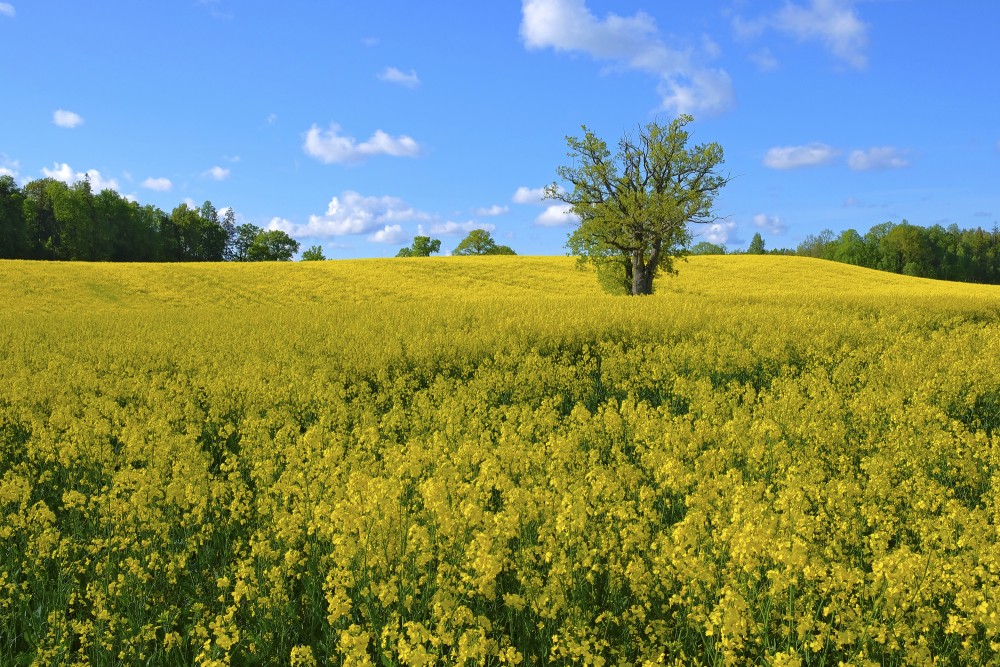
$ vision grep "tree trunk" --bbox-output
[631,252,655,295]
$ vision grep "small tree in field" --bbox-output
[548,114,730,295]
[396,236,441,257]
[453,229,515,256]
[301,245,326,261]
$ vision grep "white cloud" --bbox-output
[749,48,778,71]
[534,203,580,227]
[41,162,119,192]
[703,220,738,244]
[275,191,431,238]
[733,0,868,70]
[141,177,173,192]
[303,123,421,164]
[0,155,19,179]
[512,186,549,204]
[847,146,909,171]
[430,221,496,235]
[0,167,15,178]
[367,225,407,244]
[753,213,786,234]
[378,67,421,88]
[203,166,231,180]
[763,143,839,169]
[0,3,14,18]
[474,204,509,216]
[266,113,278,125]
[182,198,199,209]
[520,0,734,116]
[53,109,84,128]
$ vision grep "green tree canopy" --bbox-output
[689,241,726,255]
[300,245,326,261]
[247,229,299,261]
[549,114,729,295]
[748,232,766,254]
[396,235,442,257]
[453,229,515,256]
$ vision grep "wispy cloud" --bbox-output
[141,177,173,192]
[847,146,909,171]
[303,124,421,164]
[203,166,231,181]
[732,0,868,69]
[378,67,421,88]
[753,213,786,235]
[763,143,840,169]
[521,0,734,116]
[53,109,84,128]
[271,191,432,239]
[0,3,14,18]
[474,204,509,217]
[429,221,496,235]
[41,162,119,192]
[512,186,548,204]
[534,203,580,227]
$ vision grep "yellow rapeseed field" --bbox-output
[2,255,999,666]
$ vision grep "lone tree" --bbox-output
[453,229,515,256]
[548,114,730,295]
[748,232,766,254]
[396,235,441,257]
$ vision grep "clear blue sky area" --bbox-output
[2,1,998,257]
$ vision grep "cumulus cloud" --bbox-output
[534,203,581,227]
[763,143,839,169]
[430,221,496,235]
[53,109,84,128]
[0,155,19,179]
[141,177,173,192]
[474,204,509,216]
[512,186,550,204]
[271,191,431,239]
[203,166,231,180]
[41,162,119,192]
[732,0,868,69]
[702,220,738,245]
[378,67,421,88]
[753,213,786,234]
[303,124,421,164]
[520,0,734,115]
[367,224,407,244]
[0,3,14,18]
[847,146,909,171]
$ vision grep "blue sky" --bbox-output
[1,1,998,257]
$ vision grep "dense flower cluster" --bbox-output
[2,255,999,665]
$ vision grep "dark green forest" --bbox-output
[0,175,299,262]
[694,222,1000,284]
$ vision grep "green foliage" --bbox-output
[396,235,442,257]
[795,220,1000,283]
[689,241,726,255]
[453,229,515,256]
[247,229,300,261]
[0,176,312,264]
[551,114,729,295]
[747,232,766,254]
[300,245,326,261]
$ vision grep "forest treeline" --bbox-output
[693,220,1000,284]
[0,175,300,262]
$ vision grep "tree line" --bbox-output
[691,221,1000,284]
[0,175,300,262]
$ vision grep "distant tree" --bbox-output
[453,229,515,256]
[549,114,729,295]
[247,229,299,261]
[396,236,442,257]
[0,175,27,258]
[231,223,263,261]
[689,241,726,255]
[220,207,238,260]
[301,245,326,261]
[747,233,766,254]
